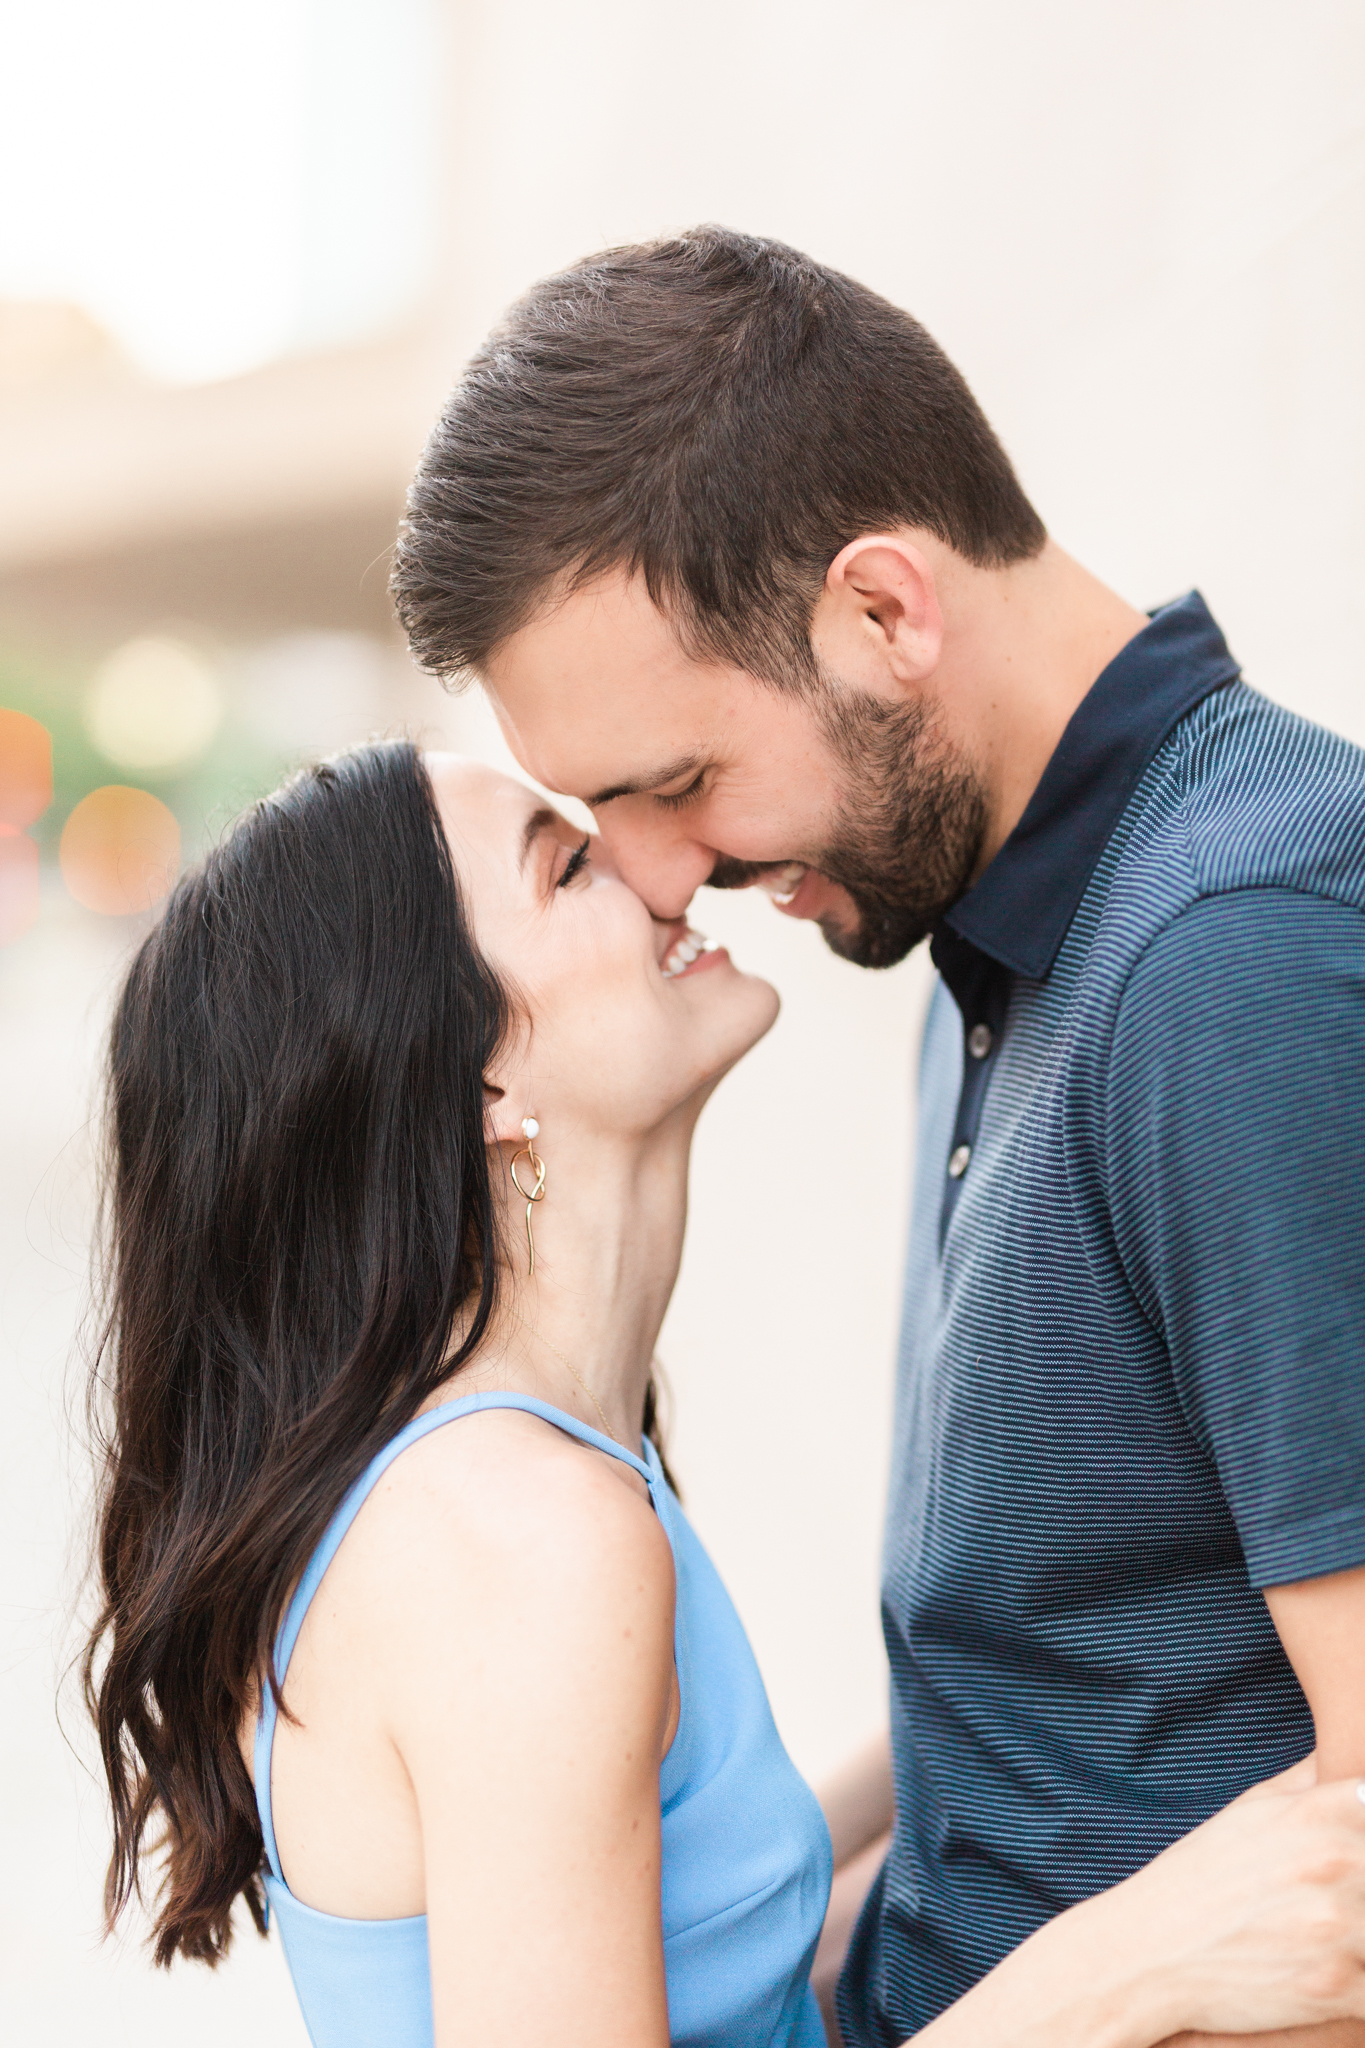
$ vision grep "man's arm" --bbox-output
[1173,1567,1365,2044]
[1265,1565,1365,1783]
[807,1598,1365,2048]
[1098,889,1365,2048]
[1153,1565,1365,2048]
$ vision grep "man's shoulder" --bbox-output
[1052,685,1365,1072]
[1159,685,1365,914]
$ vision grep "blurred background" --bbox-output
[2,1,1362,2039]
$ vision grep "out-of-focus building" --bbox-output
[0,0,468,853]
[0,293,461,920]
[0,297,422,645]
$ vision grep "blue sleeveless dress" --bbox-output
[253,1392,832,2047]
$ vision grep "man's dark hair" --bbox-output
[392,225,1047,689]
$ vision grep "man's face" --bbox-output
[483,568,986,969]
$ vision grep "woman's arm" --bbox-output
[818,1728,895,1868]
[811,1729,895,2038]
[377,1421,678,2048]
[909,1774,1365,2048]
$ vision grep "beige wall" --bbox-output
[4,3,1363,2040]
[437,0,1365,739]
[423,0,1365,1777]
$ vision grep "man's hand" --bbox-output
[1163,2028,1365,2047]
[905,1774,1365,2048]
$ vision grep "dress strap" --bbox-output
[252,1391,658,1882]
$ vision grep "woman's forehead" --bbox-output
[427,752,536,831]
[424,754,565,895]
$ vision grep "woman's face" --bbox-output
[427,755,779,1140]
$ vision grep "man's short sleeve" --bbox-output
[1105,886,1365,1588]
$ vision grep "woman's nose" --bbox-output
[594,816,714,924]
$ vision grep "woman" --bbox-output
[87,740,1365,2048]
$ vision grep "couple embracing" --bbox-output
[88,229,1365,2047]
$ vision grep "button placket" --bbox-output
[928,924,1013,1250]
[938,991,1010,1245]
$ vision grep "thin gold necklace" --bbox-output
[511,1312,623,1446]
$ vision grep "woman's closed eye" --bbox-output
[557,837,591,889]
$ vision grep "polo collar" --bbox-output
[936,590,1241,982]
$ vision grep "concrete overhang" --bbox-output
[0,309,458,641]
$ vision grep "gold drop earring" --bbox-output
[509,1116,547,1275]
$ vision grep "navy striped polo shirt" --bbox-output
[838,592,1365,2046]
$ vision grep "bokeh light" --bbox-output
[59,785,180,915]
[0,706,54,827]
[0,708,52,943]
[85,636,223,774]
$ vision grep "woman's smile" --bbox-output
[659,924,728,980]
[425,753,779,1142]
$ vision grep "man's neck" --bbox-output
[936,541,1149,879]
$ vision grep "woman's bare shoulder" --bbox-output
[336,1404,674,1647]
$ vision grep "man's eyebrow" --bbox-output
[586,752,706,810]
[518,806,557,872]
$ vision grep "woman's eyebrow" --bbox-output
[517,806,557,873]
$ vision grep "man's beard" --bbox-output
[710,685,988,970]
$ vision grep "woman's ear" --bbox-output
[482,1074,533,1149]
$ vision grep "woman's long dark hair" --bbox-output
[84,741,511,1966]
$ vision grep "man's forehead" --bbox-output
[489,564,687,684]
[490,677,712,806]
[486,617,729,803]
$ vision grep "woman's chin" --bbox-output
[743,972,782,1041]
[695,972,782,1083]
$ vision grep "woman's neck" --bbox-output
[450,1115,693,1448]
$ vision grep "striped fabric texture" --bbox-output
[838,629,1365,2045]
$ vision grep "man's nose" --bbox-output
[593,813,716,922]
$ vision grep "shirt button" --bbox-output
[967,1023,993,1060]
[947,1143,971,1179]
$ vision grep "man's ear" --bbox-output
[812,532,944,695]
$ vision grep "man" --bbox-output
[391,228,1365,2045]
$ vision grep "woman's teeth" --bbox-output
[761,863,807,907]
[661,928,720,978]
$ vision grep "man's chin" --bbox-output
[817,898,931,971]
[780,872,884,964]
[771,866,933,971]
